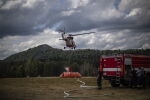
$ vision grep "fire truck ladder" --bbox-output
[116,72,120,84]
[116,58,121,84]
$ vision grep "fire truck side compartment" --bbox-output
[99,54,150,86]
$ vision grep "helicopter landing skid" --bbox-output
[64,47,76,50]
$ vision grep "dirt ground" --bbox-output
[0,77,150,100]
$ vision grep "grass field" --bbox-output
[0,77,150,100]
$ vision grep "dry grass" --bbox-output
[0,77,150,100]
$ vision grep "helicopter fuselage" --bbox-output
[63,36,76,49]
[59,29,95,49]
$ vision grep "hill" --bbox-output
[0,44,150,78]
[4,44,63,61]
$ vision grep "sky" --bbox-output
[0,0,150,60]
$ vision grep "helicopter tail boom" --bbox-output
[59,39,65,40]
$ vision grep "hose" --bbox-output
[64,78,111,98]
[77,78,98,88]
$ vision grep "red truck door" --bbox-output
[124,57,132,81]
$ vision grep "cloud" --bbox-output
[0,0,150,36]
[0,28,63,59]
[0,0,150,59]
[74,29,150,50]
[0,27,150,60]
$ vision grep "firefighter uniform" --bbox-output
[136,67,145,88]
[97,71,102,89]
[131,69,137,88]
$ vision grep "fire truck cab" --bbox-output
[98,54,150,87]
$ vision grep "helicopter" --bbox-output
[58,28,95,49]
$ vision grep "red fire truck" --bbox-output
[98,54,150,87]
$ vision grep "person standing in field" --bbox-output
[136,67,146,88]
[131,68,137,88]
[97,71,102,89]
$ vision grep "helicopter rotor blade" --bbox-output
[70,32,95,36]
[64,27,65,34]
[61,32,65,39]
[57,27,66,34]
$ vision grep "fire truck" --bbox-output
[98,54,150,87]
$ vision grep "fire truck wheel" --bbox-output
[110,80,120,87]
[111,83,120,87]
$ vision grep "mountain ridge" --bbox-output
[4,44,150,62]
[4,44,63,61]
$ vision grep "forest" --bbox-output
[0,44,150,78]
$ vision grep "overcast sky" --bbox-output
[0,0,150,59]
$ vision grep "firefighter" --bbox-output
[136,67,145,88]
[97,71,102,89]
[141,67,146,88]
[131,68,137,88]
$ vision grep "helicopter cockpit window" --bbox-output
[68,37,73,39]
